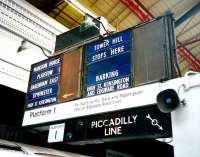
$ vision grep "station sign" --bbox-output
[64,105,172,143]
[86,30,132,97]
[26,48,83,110]
[23,82,161,126]
[26,56,61,109]
[86,105,172,140]
[22,15,176,137]
[48,123,65,143]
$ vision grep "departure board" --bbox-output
[86,30,132,97]
[26,56,61,109]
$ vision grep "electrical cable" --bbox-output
[177,70,200,102]
[38,45,52,58]
[18,39,54,58]
[0,25,55,58]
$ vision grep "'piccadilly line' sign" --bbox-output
[86,30,132,97]
[26,56,61,109]
[87,105,171,139]
[64,105,172,143]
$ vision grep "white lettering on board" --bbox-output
[110,45,125,56]
[94,40,109,51]
[32,88,52,99]
[91,115,138,136]
[96,70,119,82]
[36,70,53,80]
[33,63,48,73]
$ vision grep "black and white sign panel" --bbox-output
[23,82,162,126]
[64,105,172,143]
[87,105,172,140]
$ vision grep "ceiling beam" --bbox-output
[177,41,200,70]
[177,37,200,48]
[52,2,67,18]
[120,0,200,71]
[134,0,154,18]
[177,20,200,38]
[175,1,200,27]
[120,0,151,21]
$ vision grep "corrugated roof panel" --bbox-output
[192,41,200,48]
[177,13,200,37]
[62,6,83,21]
[116,11,131,25]
[179,57,191,70]
[187,42,200,50]
[59,13,79,27]
[108,7,128,25]
[104,0,118,7]
[126,13,141,25]
[89,5,104,16]
[178,25,200,42]
[117,14,139,30]
[171,0,200,17]
[55,1,67,9]
[49,8,77,28]
[107,6,129,25]
[194,53,200,61]
[118,22,130,31]
[159,0,180,12]
[140,0,160,10]
[180,60,188,68]
[119,18,131,27]
[149,1,168,17]
[176,19,190,35]
[110,3,126,16]
[80,0,93,7]
[182,66,190,74]
[54,15,74,28]
[191,46,200,55]
[111,10,132,26]
[176,18,195,37]
[94,0,112,13]
[196,50,200,58]
[106,2,124,17]
[90,0,123,20]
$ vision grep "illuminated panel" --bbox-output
[26,56,61,109]
[86,30,132,97]
[59,48,83,102]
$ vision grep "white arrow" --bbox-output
[158,126,163,130]
[146,114,164,131]
[146,114,151,119]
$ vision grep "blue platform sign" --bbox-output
[26,56,61,109]
[86,30,132,96]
